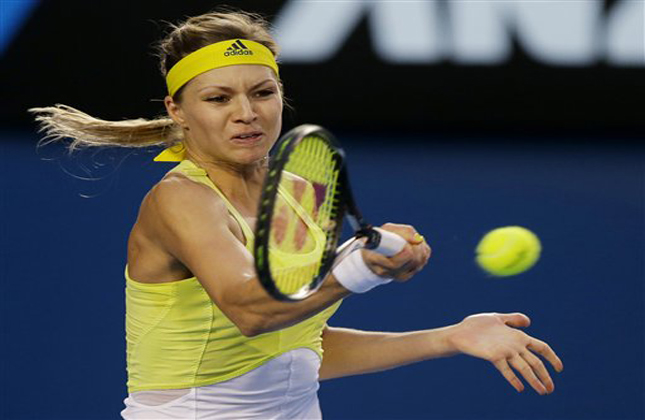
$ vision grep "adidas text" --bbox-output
[225,50,253,57]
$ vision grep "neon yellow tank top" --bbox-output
[125,159,342,392]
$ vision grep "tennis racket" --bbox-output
[254,124,406,301]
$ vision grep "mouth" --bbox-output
[231,131,264,144]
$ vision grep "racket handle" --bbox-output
[371,227,407,257]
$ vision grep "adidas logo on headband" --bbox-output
[224,40,253,57]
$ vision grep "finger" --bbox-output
[403,244,430,276]
[499,313,531,328]
[418,243,431,266]
[493,359,524,393]
[399,263,422,280]
[521,351,555,394]
[363,249,415,278]
[392,260,419,281]
[394,269,416,282]
[508,355,547,395]
[410,244,427,267]
[418,254,429,271]
[528,339,564,373]
[364,247,408,269]
[380,223,419,244]
[360,251,392,277]
[386,246,415,265]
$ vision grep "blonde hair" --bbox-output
[29,10,279,153]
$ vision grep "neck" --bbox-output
[186,152,268,215]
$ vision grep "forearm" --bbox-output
[319,326,460,380]
[231,224,428,335]
[226,274,351,336]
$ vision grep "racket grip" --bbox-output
[372,227,407,257]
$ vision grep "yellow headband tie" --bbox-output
[156,39,279,162]
[153,142,186,162]
[165,38,279,97]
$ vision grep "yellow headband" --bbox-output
[165,38,279,97]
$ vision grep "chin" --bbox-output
[235,150,269,166]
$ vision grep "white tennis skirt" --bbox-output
[121,348,322,419]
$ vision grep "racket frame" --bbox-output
[254,124,388,301]
[254,125,347,301]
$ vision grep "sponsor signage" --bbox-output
[3,0,643,135]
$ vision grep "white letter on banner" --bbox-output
[449,0,602,66]
[606,0,645,66]
[448,0,512,64]
[512,0,602,65]
[273,0,442,64]
[273,1,368,63]
[369,1,443,63]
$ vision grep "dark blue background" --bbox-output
[1,132,643,419]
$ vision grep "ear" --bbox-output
[164,95,188,128]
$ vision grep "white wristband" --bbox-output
[332,250,393,293]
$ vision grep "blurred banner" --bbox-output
[2,0,644,134]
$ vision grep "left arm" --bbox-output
[319,313,564,395]
[319,326,458,380]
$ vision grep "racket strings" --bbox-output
[268,135,343,295]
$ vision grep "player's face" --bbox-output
[169,65,283,167]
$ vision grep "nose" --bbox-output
[232,96,258,124]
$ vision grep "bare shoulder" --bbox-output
[147,172,228,223]
[128,172,236,282]
[152,172,220,208]
[136,173,230,247]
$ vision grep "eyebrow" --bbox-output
[198,79,276,93]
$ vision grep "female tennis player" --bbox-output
[30,10,563,419]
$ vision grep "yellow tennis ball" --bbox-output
[476,226,541,276]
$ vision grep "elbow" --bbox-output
[238,324,265,337]
[229,311,274,337]
[233,314,262,337]
[216,293,287,337]
[215,293,272,337]
[237,319,275,337]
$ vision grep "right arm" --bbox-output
[146,176,426,337]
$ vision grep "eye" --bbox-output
[206,95,229,103]
[255,89,276,98]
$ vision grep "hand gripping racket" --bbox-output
[254,124,406,301]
